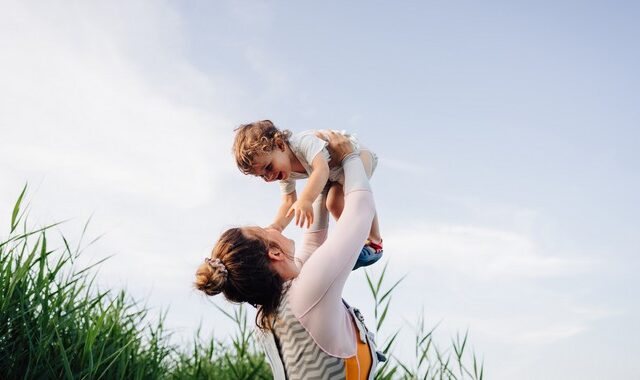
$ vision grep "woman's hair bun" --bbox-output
[194,259,227,296]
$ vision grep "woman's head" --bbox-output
[194,227,297,329]
[232,120,293,180]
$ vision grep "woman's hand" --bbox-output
[315,130,355,167]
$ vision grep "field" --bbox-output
[0,187,483,379]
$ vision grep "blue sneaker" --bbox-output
[352,241,383,270]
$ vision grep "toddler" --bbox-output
[232,120,383,269]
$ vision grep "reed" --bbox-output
[0,187,269,379]
[169,305,271,379]
[0,186,172,378]
[365,263,484,380]
[1,186,484,379]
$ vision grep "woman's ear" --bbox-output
[267,248,284,261]
[276,138,286,152]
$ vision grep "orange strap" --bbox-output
[344,334,372,380]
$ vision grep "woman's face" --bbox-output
[243,226,298,280]
[264,227,296,256]
[242,227,296,261]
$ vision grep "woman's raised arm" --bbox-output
[289,131,375,316]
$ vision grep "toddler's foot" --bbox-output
[352,239,383,270]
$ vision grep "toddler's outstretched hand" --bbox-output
[286,199,314,229]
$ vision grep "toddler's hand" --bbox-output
[286,199,314,229]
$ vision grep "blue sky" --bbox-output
[1,1,638,378]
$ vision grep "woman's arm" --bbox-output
[289,132,375,315]
[294,228,328,270]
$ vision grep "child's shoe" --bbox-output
[352,239,383,270]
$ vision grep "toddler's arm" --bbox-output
[269,191,297,232]
[286,154,330,228]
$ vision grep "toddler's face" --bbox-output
[251,149,291,182]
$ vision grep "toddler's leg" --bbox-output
[327,181,382,242]
[339,149,385,271]
[326,182,344,221]
[369,213,382,244]
[308,183,330,232]
[327,149,375,221]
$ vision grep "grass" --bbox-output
[365,264,484,380]
[0,186,269,379]
[0,186,484,379]
[169,305,271,380]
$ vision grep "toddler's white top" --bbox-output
[279,130,360,194]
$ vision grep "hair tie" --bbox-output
[205,257,228,275]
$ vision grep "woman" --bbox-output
[195,131,382,379]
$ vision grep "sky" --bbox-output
[1,1,639,378]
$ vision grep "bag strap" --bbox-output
[254,326,287,380]
[342,298,387,380]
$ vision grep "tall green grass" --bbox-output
[1,186,484,379]
[0,186,269,379]
[366,264,484,380]
[0,186,170,378]
[169,305,270,380]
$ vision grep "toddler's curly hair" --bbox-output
[232,120,292,174]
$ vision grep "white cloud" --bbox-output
[0,1,234,208]
[362,217,611,377]
[0,0,308,353]
[386,223,593,279]
[0,0,250,346]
